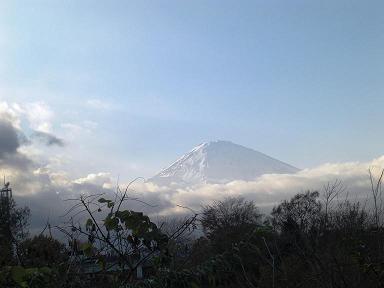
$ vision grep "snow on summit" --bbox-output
[149,140,299,186]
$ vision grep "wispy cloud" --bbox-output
[85,98,117,111]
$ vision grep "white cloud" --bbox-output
[0,100,54,133]
[0,101,23,128]
[23,102,54,133]
[73,172,114,189]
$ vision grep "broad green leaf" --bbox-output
[80,242,93,257]
[98,197,110,203]
[104,216,119,231]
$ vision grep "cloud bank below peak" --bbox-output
[9,150,384,234]
[115,156,383,216]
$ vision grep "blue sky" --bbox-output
[0,0,383,179]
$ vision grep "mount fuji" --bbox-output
[149,140,299,186]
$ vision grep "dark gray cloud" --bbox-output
[0,120,32,169]
[31,131,65,147]
[0,120,21,157]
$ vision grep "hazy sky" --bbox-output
[1,0,383,180]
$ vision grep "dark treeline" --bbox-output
[2,176,384,287]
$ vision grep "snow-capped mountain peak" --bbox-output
[149,140,299,186]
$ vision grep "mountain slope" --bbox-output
[149,140,299,185]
